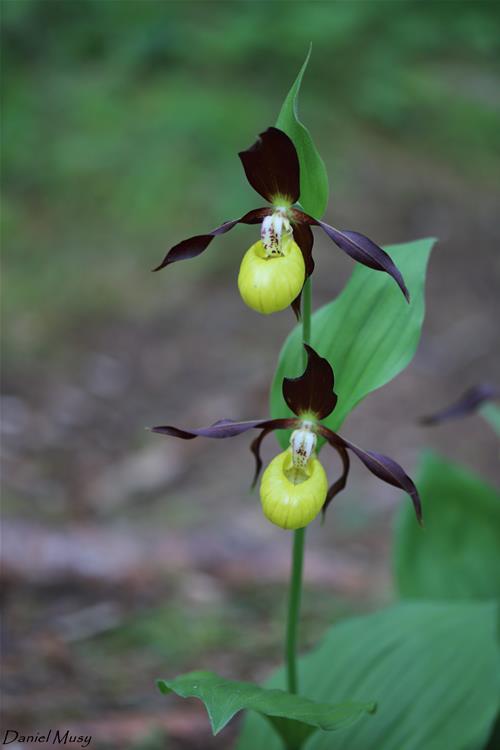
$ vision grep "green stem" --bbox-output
[285,525,306,694]
[285,278,312,695]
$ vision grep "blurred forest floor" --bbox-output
[2,2,500,748]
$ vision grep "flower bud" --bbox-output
[237,236,305,315]
[260,448,327,530]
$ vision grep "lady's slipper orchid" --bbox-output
[150,345,422,530]
[153,128,410,317]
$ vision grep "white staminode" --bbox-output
[290,425,317,470]
[261,208,292,256]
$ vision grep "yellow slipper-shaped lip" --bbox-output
[238,238,305,315]
[260,448,327,530]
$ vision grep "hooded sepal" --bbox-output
[153,208,270,271]
[239,127,300,206]
[421,383,500,425]
[283,344,338,419]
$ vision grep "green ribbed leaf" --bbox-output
[271,238,434,446]
[277,45,328,219]
[158,671,373,748]
[394,452,500,600]
[237,601,500,750]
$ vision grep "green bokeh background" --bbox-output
[3,0,500,358]
[2,2,500,749]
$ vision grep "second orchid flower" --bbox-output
[150,346,422,530]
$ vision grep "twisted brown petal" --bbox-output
[292,209,410,302]
[152,208,270,271]
[292,222,315,278]
[249,419,300,487]
[151,417,297,441]
[324,442,351,513]
[317,425,422,524]
[289,223,315,320]
[290,293,302,322]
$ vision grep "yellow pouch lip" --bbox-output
[237,239,305,315]
[260,448,328,530]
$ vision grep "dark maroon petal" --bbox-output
[292,209,409,302]
[249,418,300,487]
[282,344,338,419]
[151,418,265,439]
[317,424,421,523]
[321,437,351,515]
[249,427,273,488]
[292,222,315,279]
[238,127,300,205]
[421,384,500,425]
[150,417,297,441]
[320,226,410,302]
[284,223,314,321]
[152,208,270,271]
[347,440,421,524]
[290,292,302,321]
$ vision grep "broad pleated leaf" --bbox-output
[394,452,500,600]
[158,671,374,748]
[237,601,500,750]
[271,238,435,447]
[276,45,328,219]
